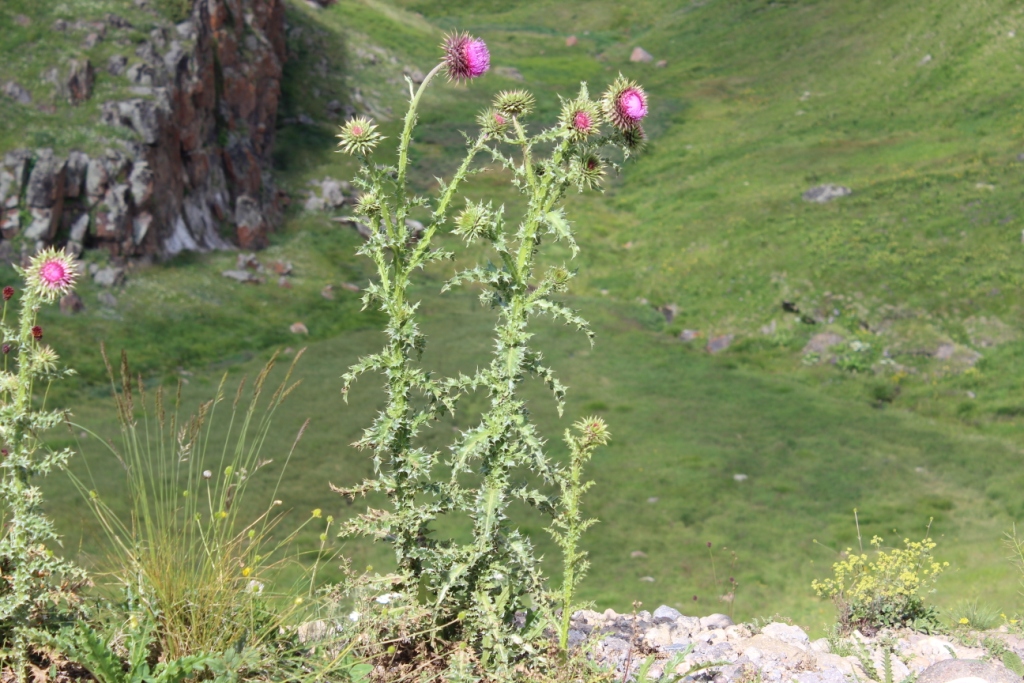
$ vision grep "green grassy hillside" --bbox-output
[14,0,1024,633]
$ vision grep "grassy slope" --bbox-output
[17,0,1024,633]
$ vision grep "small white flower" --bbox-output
[246,580,264,595]
[202,470,212,479]
[348,610,361,622]
[375,592,400,604]
[492,572,504,581]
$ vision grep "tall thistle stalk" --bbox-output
[0,249,88,681]
[334,36,490,584]
[336,31,646,671]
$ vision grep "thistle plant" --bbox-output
[548,418,608,653]
[0,249,88,680]
[335,31,646,671]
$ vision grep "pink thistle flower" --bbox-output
[602,75,649,132]
[25,247,77,302]
[573,110,594,134]
[442,32,490,82]
[31,326,43,341]
[39,259,72,291]
[618,88,647,123]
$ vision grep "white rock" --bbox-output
[653,605,682,624]
[700,613,734,630]
[761,622,810,650]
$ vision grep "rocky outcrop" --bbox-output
[0,0,286,259]
[572,607,1024,682]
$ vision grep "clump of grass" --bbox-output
[949,599,1001,632]
[69,347,314,659]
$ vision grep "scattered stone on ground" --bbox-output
[321,284,335,300]
[2,81,32,105]
[630,550,647,558]
[97,291,117,308]
[630,47,654,63]
[679,329,700,342]
[802,185,852,203]
[566,35,577,47]
[803,332,845,355]
[656,59,668,68]
[494,66,524,81]
[305,177,351,212]
[59,292,85,315]
[660,303,680,323]
[221,269,257,283]
[707,334,734,353]
[92,265,125,287]
[569,607,1024,682]
[964,315,1018,348]
[340,282,360,292]
[269,260,292,276]
[290,322,309,335]
[65,59,95,104]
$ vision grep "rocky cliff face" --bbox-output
[0,0,285,259]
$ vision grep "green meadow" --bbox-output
[5,0,1024,634]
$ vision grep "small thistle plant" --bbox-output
[0,249,87,679]
[335,32,645,670]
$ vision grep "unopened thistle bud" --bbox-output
[477,108,509,137]
[31,326,43,341]
[1,345,8,355]
[454,202,490,241]
[494,89,534,118]
[578,154,605,189]
[601,75,648,132]
[354,189,383,218]
[575,416,610,447]
[336,116,384,156]
[25,248,77,302]
[619,124,647,154]
[442,32,490,82]
[3,287,13,301]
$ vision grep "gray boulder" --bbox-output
[653,605,682,624]
[700,613,734,630]
[66,59,95,104]
[802,184,852,203]
[26,150,66,209]
[65,151,90,199]
[93,265,125,288]
[2,81,32,105]
[108,54,128,76]
[917,659,1019,683]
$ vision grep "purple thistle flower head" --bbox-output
[573,110,594,134]
[443,32,490,82]
[619,88,648,123]
[602,75,649,132]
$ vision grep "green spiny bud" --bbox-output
[494,89,535,118]
[477,107,510,138]
[336,116,384,156]
[355,189,383,218]
[454,202,490,241]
